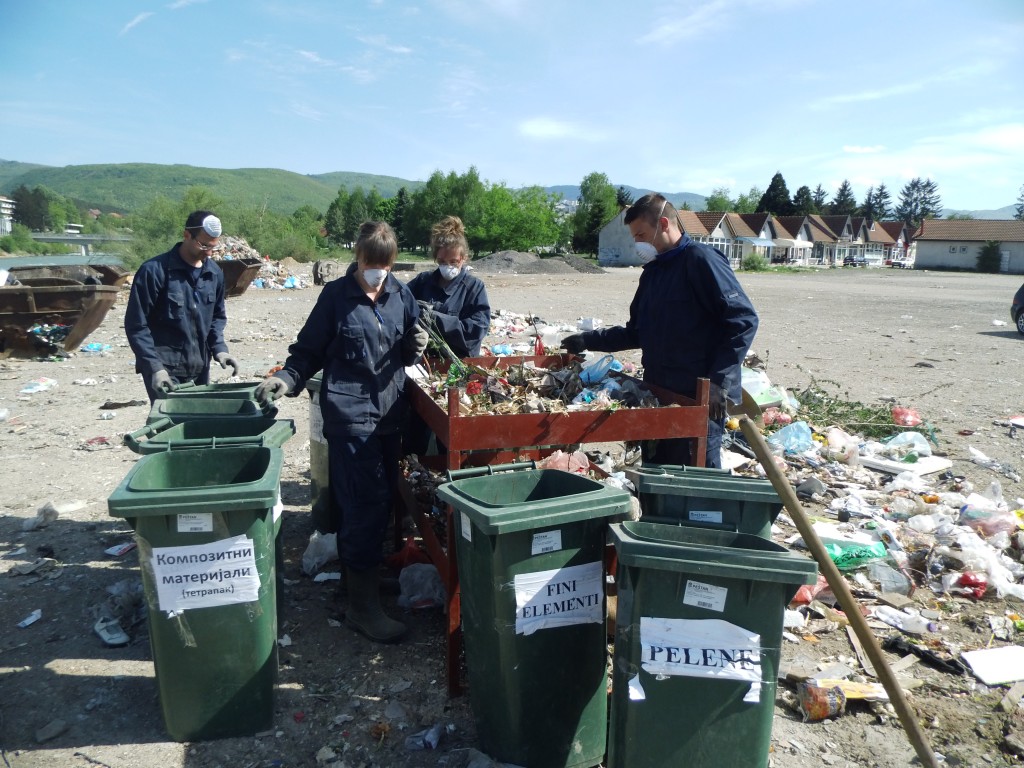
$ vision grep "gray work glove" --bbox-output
[151,369,174,396]
[214,352,240,377]
[255,376,289,408]
[416,300,435,329]
[708,381,729,422]
[402,323,430,365]
[561,334,587,355]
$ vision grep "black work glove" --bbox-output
[255,377,289,408]
[561,334,587,355]
[708,381,729,422]
[416,300,435,329]
[214,352,240,377]
[151,370,174,396]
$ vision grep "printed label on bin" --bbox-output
[151,534,261,612]
[460,512,472,542]
[640,617,762,688]
[514,561,603,636]
[273,492,283,524]
[531,530,562,556]
[683,580,728,612]
[688,510,723,525]
[177,513,213,533]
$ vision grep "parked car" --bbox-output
[843,255,866,267]
[1013,282,1024,335]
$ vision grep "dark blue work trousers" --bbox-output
[328,432,402,570]
[643,416,725,468]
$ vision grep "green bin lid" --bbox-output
[148,397,275,424]
[107,445,284,518]
[611,520,817,586]
[164,382,262,399]
[632,471,782,504]
[436,468,631,534]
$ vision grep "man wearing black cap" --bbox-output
[125,210,240,403]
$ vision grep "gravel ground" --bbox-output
[2,262,1024,768]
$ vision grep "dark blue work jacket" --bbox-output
[124,245,228,380]
[274,263,421,438]
[581,235,758,403]
[405,267,490,358]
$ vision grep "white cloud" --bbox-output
[167,0,211,9]
[518,117,609,143]
[119,12,154,36]
[290,102,322,121]
[639,0,729,44]
[843,145,885,154]
[357,34,413,54]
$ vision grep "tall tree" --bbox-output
[873,183,892,220]
[572,172,617,255]
[391,187,409,247]
[324,187,350,246]
[791,185,815,215]
[343,187,369,243]
[811,184,829,213]
[830,180,858,216]
[734,186,763,214]
[615,186,633,210]
[893,177,942,227]
[11,185,52,231]
[704,187,732,213]
[1015,184,1024,221]
[756,172,794,215]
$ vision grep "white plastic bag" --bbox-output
[301,531,338,576]
[397,563,445,609]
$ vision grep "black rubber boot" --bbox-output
[344,567,406,643]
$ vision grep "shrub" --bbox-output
[976,240,1002,273]
[741,253,768,271]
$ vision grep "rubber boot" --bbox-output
[344,567,406,643]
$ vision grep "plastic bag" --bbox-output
[824,540,887,571]
[397,563,445,610]
[884,431,932,458]
[892,406,922,426]
[766,420,813,453]
[301,531,338,576]
[579,354,621,385]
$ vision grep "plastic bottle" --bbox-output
[906,511,954,535]
[874,605,936,634]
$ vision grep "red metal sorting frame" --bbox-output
[400,354,710,695]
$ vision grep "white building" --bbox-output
[0,196,14,236]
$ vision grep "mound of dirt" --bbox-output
[471,250,604,275]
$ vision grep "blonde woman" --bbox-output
[405,215,490,358]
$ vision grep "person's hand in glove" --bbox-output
[416,300,435,329]
[255,376,289,407]
[214,352,240,377]
[150,369,174,396]
[402,323,430,365]
[708,381,730,422]
[561,333,588,355]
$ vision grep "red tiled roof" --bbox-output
[724,213,757,238]
[806,215,839,242]
[694,211,726,232]
[738,213,771,238]
[773,216,809,239]
[818,215,851,237]
[677,210,709,236]
[879,221,908,242]
[914,219,1024,242]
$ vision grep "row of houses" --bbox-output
[598,210,1024,273]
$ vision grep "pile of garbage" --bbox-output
[412,353,655,416]
[215,235,261,261]
[251,257,308,290]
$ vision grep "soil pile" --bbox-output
[472,250,604,275]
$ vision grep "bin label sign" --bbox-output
[683,580,728,612]
[460,512,472,542]
[177,513,213,533]
[688,510,722,525]
[639,617,762,688]
[531,530,562,556]
[514,561,603,635]
[151,535,261,612]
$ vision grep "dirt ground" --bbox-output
[3,262,1024,768]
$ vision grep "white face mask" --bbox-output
[362,268,388,287]
[438,264,461,281]
[634,199,667,262]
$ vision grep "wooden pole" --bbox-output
[738,417,941,768]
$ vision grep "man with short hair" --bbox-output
[562,193,758,468]
[125,210,240,403]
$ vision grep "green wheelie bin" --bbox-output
[437,466,631,768]
[124,416,296,455]
[629,467,784,539]
[163,381,262,399]
[107,445,285,742]
[147,395,275,426]
[607,521,817,768]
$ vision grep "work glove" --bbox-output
[214,352,240,377]
[255,376,289,408]
[416,300,435,329]
[708,381,729,422]
[150,369,174,396]
[561,333,588,355]
[402,323,430,365]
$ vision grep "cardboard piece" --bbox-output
[962,645,1024,685]
[858,454,952,477]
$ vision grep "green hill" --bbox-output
[0,162,424,215]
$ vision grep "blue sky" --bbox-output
[4,0,1023,211]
